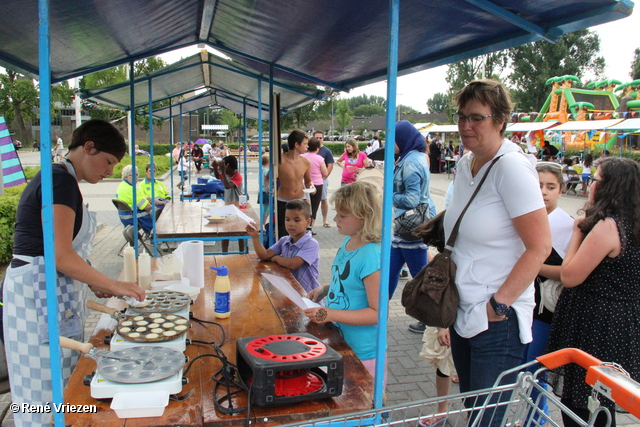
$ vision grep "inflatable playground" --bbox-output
[511,76,640,152]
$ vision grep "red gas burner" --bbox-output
[236,333,343,406]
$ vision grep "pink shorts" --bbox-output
[361,357,388,388]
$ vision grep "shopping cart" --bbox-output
[280,348,640,427]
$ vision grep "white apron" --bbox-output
[2,159,97,426]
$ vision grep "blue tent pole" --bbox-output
[179,104,183,199]
[268,65,275,247]
[129,61,139,257]
[149,79,158,257]
[169,99,174,201]
[39,1,65,425]
[374,0,399,410]
[243,101,248,197]
[257,80,266,244]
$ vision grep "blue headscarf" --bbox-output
[395,120,426,161]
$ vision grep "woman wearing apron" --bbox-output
[2,119,145,426]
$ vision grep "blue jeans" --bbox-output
[522,319,551,425]
[388,242,427,299]
[450,314,525,427]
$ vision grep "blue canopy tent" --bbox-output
[0,0,633,424]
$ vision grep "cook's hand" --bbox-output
[306,285,329,302]
[90,286,114,299]
[486,300,506,322]
[115,281,146,302]
[245,222,259,237]
[304,307,331,324]
[436,328,451,347]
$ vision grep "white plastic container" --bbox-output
[110,390,169,419]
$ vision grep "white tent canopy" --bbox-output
[548,119,624,131]
[606,118,640,131]
[506,122,559,132]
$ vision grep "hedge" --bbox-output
[0,184,26,265]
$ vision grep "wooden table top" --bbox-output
[63,255,374,426]
[155,201,259,239]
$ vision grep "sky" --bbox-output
[160,10,639,114]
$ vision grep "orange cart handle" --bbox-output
[538,348,640,418]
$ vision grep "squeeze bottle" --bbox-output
[210,265,230,318]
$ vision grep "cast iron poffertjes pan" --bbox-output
[86,301,190,343]
[128,290,192,313]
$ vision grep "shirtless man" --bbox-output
[277,129,313,239]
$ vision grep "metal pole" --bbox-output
[374,0,399,411]
[39,1,65,424]
[129,61,139,257]
[268,65,275,247]
[169,99,174,200]
[149,79,157,257]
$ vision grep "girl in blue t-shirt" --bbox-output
[304,180,385,381]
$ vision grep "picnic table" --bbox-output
[62,255,374,426]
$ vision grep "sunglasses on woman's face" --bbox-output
[588,176,601,186]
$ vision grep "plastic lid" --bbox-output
[210,265,228,276]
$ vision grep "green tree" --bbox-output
[353,104,385,117]
[426,92,449,113]
[346,94,386,111]
[335,100,352,135]
[631,48,640,80]
[281,102,318,130]
[508,29,605,111]
[80,57,168,130]
[217,109,241,139]
[0,71,74,143]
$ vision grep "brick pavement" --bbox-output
[1,151,637,426]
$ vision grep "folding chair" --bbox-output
[112,198,153,254]
[564,169,582,196]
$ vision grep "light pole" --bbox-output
[396,93,403,122]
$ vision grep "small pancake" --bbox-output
[135,326,147,332]
[121,321,133,327]
[162,322,175,329]
[175,325,188,332]
[154,318,165,324]
[148,323,159,329]
[136,321,148,326]
[133,316,144,321]
[175,319,188,325]
[128,332,140,338]
[119,327,131,334]
[151,328,163,334]
[149,313,162,319]
[145,333,159,339]
[163,330,177,337]
[166,315,177,320]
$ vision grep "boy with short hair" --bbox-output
[246,200,320,292]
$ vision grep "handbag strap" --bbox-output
[446,155,503,249]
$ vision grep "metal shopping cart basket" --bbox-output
[280,348,640,427]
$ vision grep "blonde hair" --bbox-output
[331,181,382,243]
[344,138,360,159]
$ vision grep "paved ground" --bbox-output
[1,150,637,426]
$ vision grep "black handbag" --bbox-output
[401,156,502,328]
[393,203,431,241]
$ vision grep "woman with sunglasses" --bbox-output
[446,80,551,427]
[545,157,640,427]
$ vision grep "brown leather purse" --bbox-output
[401,156,502,328]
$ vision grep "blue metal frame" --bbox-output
[38,1,65,425]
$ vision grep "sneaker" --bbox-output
[408,322,426,333]
[400,268,409,278]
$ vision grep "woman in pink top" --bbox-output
[301,137,328,231]
[337,138,370,185]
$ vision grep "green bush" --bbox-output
[135,143,172,156]
[0,184,26,264]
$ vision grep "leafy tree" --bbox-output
[281,102,318,130]
[446,52,508,92]
[80,57,168,130]
[426,92,449,113]
[216,109,241,139]
[508,29,605,111]
[631,48,640,80]
[335,99,352,134]
[353,104,385,117]
[347,94,386,111]
[0,71,74,143]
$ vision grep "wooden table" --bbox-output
[155,201,260,253]
[63,255,374,426]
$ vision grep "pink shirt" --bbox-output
[301,152,325,185]
[341,152,368,184]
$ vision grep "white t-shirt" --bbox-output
[444,141,545,343]
[370,139,380,151]
[202,143,211,154]
[548,207,573,259]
